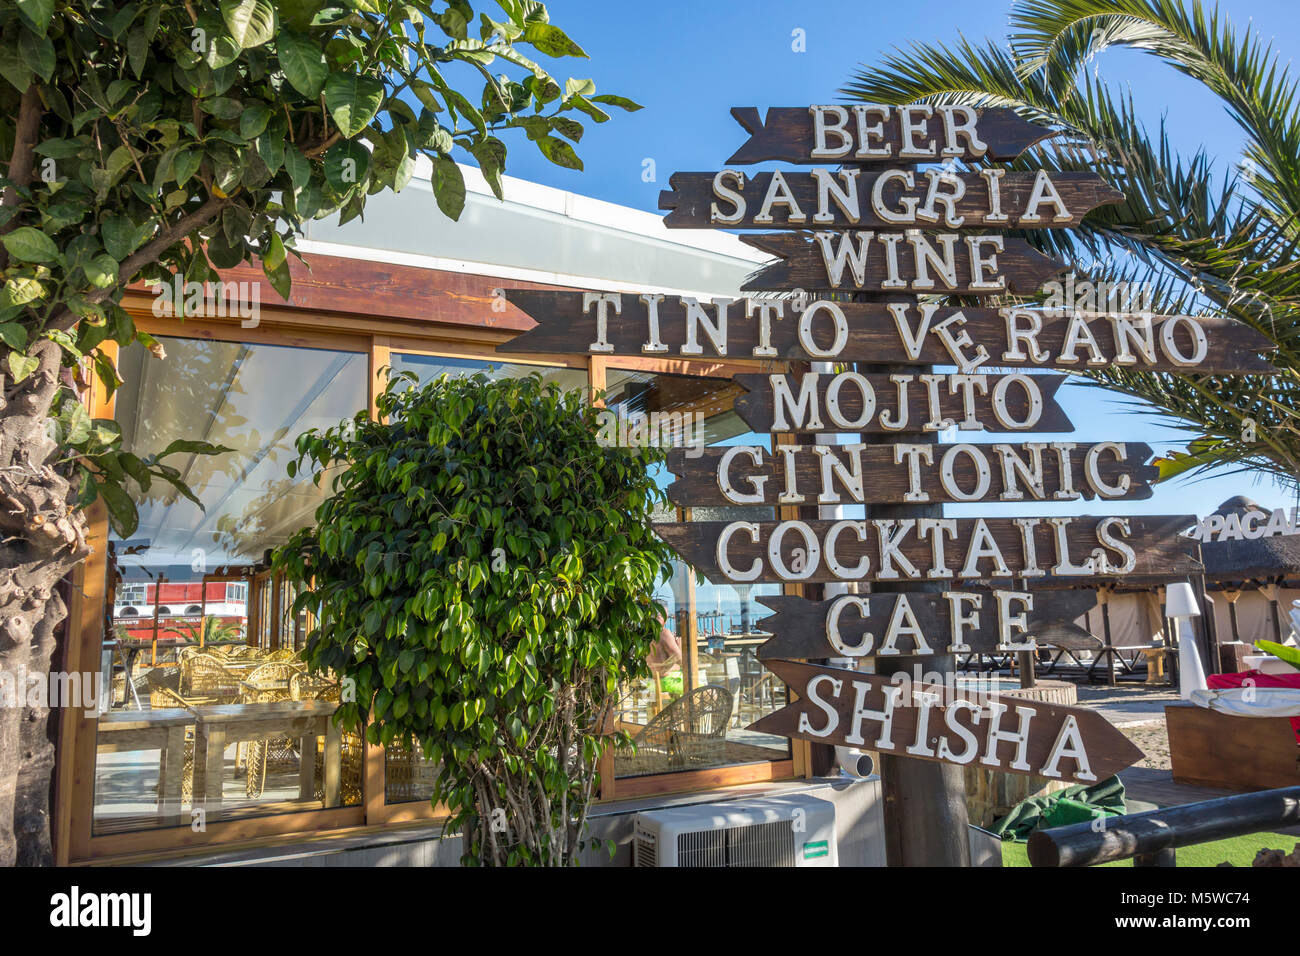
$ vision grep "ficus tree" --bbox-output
[0,0,637,865]
[274,372,675,866]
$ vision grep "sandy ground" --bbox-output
[1120,721,1172,770]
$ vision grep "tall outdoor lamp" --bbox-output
[1167,582,1207,700]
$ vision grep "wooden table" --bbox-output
[96,708,195,826]
[190,700,341,811]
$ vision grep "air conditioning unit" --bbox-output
[633,795,837,867]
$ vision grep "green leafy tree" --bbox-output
[0,0,637,865]
[843,0,1299,489]
[275,372,674,866]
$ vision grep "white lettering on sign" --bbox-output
[713,517,1137,584]
[788,674,1101,779]
[808,105,988,160]
[1188,506,1300,543]
[766,371,1045,433]
[719,441,1138,506]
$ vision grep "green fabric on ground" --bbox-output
[990,775,1126,842]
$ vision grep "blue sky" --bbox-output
[490,0,1299,521]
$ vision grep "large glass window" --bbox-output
[94,336,369,834]
[601,368,790,778]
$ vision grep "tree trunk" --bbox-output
[0,339,89,866]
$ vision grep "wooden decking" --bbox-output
[1121,766,1300,837]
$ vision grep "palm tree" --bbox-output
[164,615,244,648]
[842,0,1300,493]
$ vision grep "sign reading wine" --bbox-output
[498,104,1276,785]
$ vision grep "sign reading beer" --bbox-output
[725,105,1055,165]
[498,291,1275,373]
[750,659,1144,785]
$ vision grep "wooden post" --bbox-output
[1100,587,1116,686]
[1191,573,1219,676]
[858,299,971,867]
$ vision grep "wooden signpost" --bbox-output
[498,291,1276,373]
[659,169,1124,230]
[753,591,1100,660]
[728,370,1074,434]
[749,659,1144,786]
[724,105,1054,164]
[653,515,1202,585]
[498,102,1277,867]
[664,441,1159,508]
[738,231,1068,294]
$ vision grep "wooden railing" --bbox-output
[1027,785,1300,867]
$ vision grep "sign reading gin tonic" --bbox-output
[498,102,1277,787]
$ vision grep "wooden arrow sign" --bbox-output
[654,514,1201,585]
[732,371,1074,434]
[748,659,1144,785]
[726,106,1055,165]
[659,170,1122,230]
[664,441,1157,508]
[740,232,1067,294]
[496,291,1277,374]
[752,590,1100,660]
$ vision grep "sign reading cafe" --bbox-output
[498,104,1277,786]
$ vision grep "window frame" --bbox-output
[57,299,802,863]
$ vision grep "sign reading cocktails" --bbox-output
[498,104,1276,784]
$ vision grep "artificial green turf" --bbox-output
[1001,831,1299,868]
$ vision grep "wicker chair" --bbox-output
[616,684,733,776]
[238,662,306,798]
[144,683,199,803]
[179,654,240,702]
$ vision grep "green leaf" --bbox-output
[101,217,138,261]
[16,0,55,35]
[284,145,311,191]
[468,138,506,200]
[240,102,272,140]
[323,140,371,191]
[83,254,119,289]
[221,0,277,48]
[0,322,27,350]
[535,135,583,171]
[523,22,586,58]
[0,277,44,308]
[432,155,466,220]
[264,252,292,301]
[2,227,59,264]
[0,41,34,92]
[98,480,140,538]
[7,351,39,383]
[1254,639,1300,673]
[323,72,385,138]
[156,438,232,459]
[591,94,643,111]
[277,30,329,99]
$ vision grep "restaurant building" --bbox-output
[56,160,890,865]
